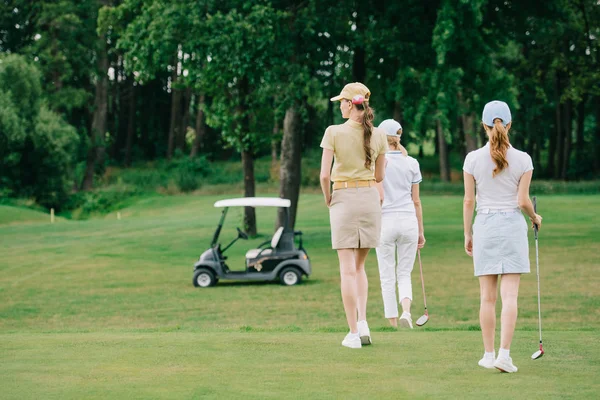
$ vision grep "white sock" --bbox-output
[498,348,510,359]
[484,351,495,359]
[357,320,366,325]
[349,331,359,337]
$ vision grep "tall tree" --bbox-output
[81,0,110,190]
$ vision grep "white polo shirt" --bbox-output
[463,143,534,211]
[381,151,422,215]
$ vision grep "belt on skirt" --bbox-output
[477,208,520,214]
[332,180,375,190]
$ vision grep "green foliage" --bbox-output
[0,54,79,210]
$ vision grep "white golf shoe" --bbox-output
[494,357,518,373]
[478,356,495,369]
[399,312,413,329]
[357,320,372,345]
[341,332,361,349]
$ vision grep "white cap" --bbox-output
[482,100,512,127]
[378,119,402,137]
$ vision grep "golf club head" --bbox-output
[415,314,429,326]
[531,349,544,360]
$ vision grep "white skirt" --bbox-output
[472,210,530,276]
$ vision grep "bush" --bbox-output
[172,157,207,192]
[64,184,142,219]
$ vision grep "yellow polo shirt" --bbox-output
[320,119,388,182]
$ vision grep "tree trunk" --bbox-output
[462,113,478,153]
[242,149,257,236]
[177,87,192,152]
[239,76,256,236]
[124,81,136,167]
[81,11,109,190]
[576,96,586,164]
[277,107,302,231]
[552,72,563,179]
[561,99,573,180]
[595,96,600,173]
[393,100,403,123]
[271,118,280,181]
[352,7,366,83]
[436,118,450,182]
[167,69,182,160]
[190,94,206,158]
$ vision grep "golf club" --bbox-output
[415,249,429,326]
[531,196,545,360]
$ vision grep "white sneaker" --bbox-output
[357,320,372,345]
[494,357,518,373]
[478,356,495,369]
[399,312,413,329]
[341,332,361,349]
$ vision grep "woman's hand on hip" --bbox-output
[418,233,426,249]
[464,234,473,257]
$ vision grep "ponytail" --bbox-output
[487,119,510,176]
[387,136,400,150]
[356,101,374,169]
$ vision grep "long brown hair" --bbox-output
[485,118,510,176]
[355,101,374,169]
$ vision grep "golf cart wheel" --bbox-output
[193,268,216,288]
[280,267,302,286]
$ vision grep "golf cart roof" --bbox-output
[214,197,291,208]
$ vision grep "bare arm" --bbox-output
[463,171,476,256]
[517,170,543,229]
[412,183,426,248]
[374,153,386,183]
[376,181,384,205]
[320,149,334,207]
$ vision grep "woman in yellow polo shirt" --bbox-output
[320,82,387,349]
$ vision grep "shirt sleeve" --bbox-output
[463,152,474,175]
[523,153,534,173]
[378,131,387,155]
[320,127,334,150]
[412,159,423,184]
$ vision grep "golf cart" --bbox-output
[192,197,311,287]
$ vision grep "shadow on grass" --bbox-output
[214,278,321,287]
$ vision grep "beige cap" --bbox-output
[330,82,371,102]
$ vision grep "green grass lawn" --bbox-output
[1,193,599,399]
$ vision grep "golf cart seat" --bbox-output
[245,226,284,259]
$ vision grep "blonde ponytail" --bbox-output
[488,119,510,176]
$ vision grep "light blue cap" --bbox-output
[482,100,511,127]
[378,119,402,137]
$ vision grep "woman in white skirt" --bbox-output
[375,119,425,329]
[463,101,543,373]
[320,82,387,349]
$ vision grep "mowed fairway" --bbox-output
[1,194,599,399]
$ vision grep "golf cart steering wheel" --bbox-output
[237,227,249,240]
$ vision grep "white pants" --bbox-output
[375,213,419,318]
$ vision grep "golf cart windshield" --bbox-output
[211,197,291,247]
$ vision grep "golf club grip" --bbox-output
[532,196,539,237]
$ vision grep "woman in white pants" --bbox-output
[463,101,542,373]
[375,119,425,329]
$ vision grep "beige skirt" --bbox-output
[329,186,381,249]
